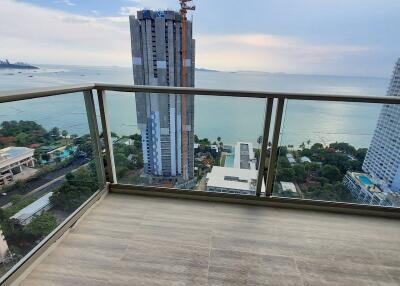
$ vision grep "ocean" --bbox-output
[0,65,389,148]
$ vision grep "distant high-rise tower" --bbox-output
[129,10,195,180]
[363,58,400,191]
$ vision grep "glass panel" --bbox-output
[0,93,102,276]
[106,91,268,195]
[271,99,400,207]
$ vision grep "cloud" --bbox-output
[119,6,141,16]
[196,34,372,74]
[0,0,373,75]
[53,0,75,6]
[0,0,131,66]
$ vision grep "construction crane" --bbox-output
[179,0,195,180]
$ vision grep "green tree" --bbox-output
[276,168,295,182]
[61,130,68,138]
[329,142,356,155]
[49,127,60,138]
[321,165,342,182]
[311,143,324,152]
[50,168,97,212]
[25,213,57,239]
[277,156,291,168]
[355,148,368,162]
[301,148,312,157]
[293,164,307,182]
[278,146,288,156]
[77,141,93,158]
[16,132,30,146]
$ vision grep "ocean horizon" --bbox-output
[0,64,391,149]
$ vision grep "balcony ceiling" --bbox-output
[17,193,400,286]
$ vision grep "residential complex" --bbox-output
[0,147,35,188]
[206,142,262,195]
[363,58,400,191]
[343,172,396,206]
[206,166,258,195]
[129,10,195,181]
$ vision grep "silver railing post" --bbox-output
[256,98,274,196]
[97,89,117,183]
[265,98,285,196]
[83,90,106,188]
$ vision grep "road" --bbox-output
[0,158,87,207]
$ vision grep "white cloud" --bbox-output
[53,0,75,7]
[196,34,371,74]
[0,0,131,66]
[0,0,372,74]
[119,6,141,16]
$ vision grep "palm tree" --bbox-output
[299,142,306,150]
[217,136,221,142]
[306,139,311,148]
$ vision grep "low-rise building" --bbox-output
[300,156,311,163]
[234,142,256,170]
[286,153,296,164]
[343,172,396,206]
[206,166,264,195]
[10,192,53,226]
[280,181,297,194]
[0,147,35,188]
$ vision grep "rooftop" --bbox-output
[16,192,400,286]
[0,147,34,166]
[10,192,53,224]
[233,142,255,170]
[206,166,259,192]
[350,172,383,194]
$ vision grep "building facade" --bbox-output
[363,59,400,191]
[343,172,396,206]
[129,10,195,181]
[0,147,35,188]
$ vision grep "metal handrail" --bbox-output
[1,83,400,104]
[1,83,400,200]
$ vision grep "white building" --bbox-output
[234,142,256,170]
[300,156,311,163]
[0,147,35,188]
[363,59,400,192]
[286,153,296,164]
[343,172,396,206]
[10,192,53,226]
[280,181,297,194]
[206,166,263,195]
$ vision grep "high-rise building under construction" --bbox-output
[129,10,195,181]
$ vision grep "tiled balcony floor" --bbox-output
[17,193,400,286]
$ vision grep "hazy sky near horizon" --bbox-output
[1,0,399,76]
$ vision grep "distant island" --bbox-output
[0,59,38,70]
[195,67,218,72]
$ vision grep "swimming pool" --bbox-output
[224,154,235,167]
[357,175,373,186]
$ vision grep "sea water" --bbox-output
[0,65,389,148]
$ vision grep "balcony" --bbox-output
[0,84,400,286]
[13,191,400,286]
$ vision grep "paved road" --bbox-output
[0,158,87,207]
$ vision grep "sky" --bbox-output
[1,0,399,76]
